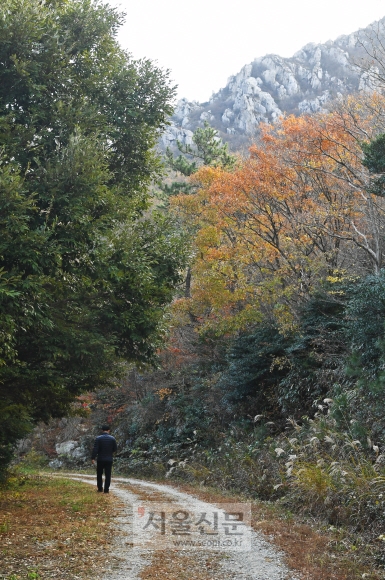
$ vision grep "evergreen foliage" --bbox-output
[345,272,385,379]
[278,290,348,415]
[362,133,385,196]
[219,324,291,417]
[343,272,385,438]
[166,121,237,176]
[218,290,347,421]
[161,122,237,198]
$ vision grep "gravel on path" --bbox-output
[54,473,301,580]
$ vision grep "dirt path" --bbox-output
[54,473,301,580]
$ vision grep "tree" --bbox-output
[218,288,347,422]
[0,0,186,472]
[159,123,238,298]
[343,271,385,439]
[362,133,385,196]
[161,122,237,197]
[172,101,385,336]
[166,122,237,175]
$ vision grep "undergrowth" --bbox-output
[117,399,385,574]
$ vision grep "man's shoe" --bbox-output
[97,489,103,492]
[104,490,109,493]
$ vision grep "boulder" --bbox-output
[55,440,78,456]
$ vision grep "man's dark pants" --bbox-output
[96,460,113,492]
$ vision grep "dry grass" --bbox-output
[121,478,381,579]
[169,483,384,580]
[0,474,116,580]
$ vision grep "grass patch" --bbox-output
[0,473,115,579]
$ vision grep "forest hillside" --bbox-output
[5,4,385,576]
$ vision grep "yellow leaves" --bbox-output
[190,165,225,187]
[326,275,344,284]
[195,224,222,250]
[155,387,173,401]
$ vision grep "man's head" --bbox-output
[101,425,111,432]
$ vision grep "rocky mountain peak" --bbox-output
[161,17,385,150]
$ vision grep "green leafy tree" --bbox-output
[219,324,291,418]
[0,0,186,472]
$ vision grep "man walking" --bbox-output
[91,425,117,493]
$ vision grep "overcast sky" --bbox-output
[108,0,385,103]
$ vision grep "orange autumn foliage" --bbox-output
[172,95,385,335]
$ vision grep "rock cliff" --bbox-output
[161,17,385,149]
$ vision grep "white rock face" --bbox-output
[160,125,194,149]
[56,440,78,455]
[298,91,330,114]
[54,439,88,463]
[71,446,88,460]
[359,67,382,92]
[200,111,214,122]
[173,98,199,121]
[222,108,234,125]
[163,17,385,144]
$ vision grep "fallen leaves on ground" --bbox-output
[0,474,116,579]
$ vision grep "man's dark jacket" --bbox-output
[91,433,117,462]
